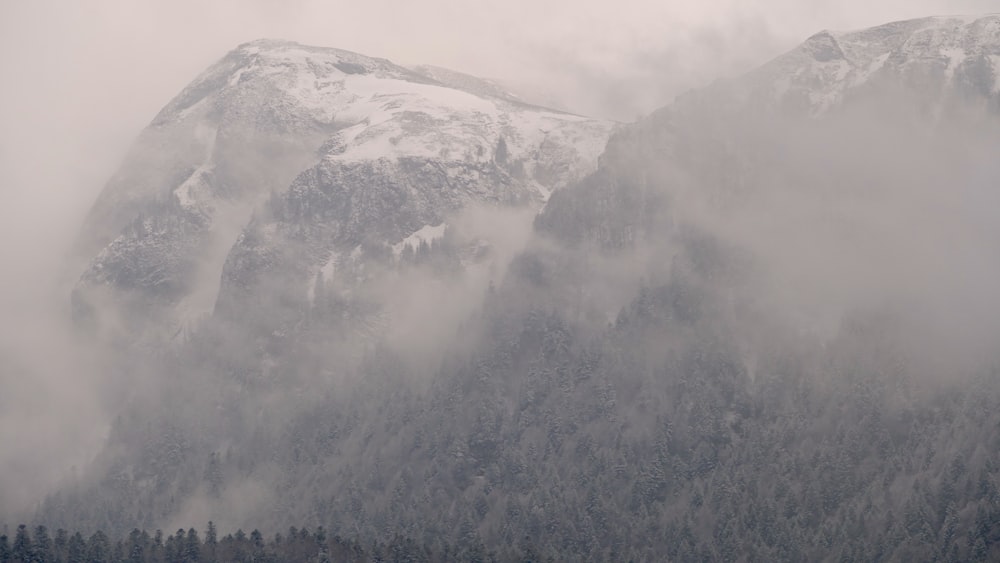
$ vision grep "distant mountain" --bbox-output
[717,14,1000,115]
[538,14,1000,254]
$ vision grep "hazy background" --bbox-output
[0,0,997,518]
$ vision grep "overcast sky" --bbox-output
[0,0,997,302]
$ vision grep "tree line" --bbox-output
[0,522,559,563]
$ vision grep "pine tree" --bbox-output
[203,522,217,563]
[184,528,200,562]
[250,530,266,562]
[204,453,223,498]
[33,525,52,563]
[66,532,86,563]
[53,529,68,563]
[150,530,164,563]
[12,525,31,563]
[127,528,145,563]
[86,530,110,563]
[315,527,330,563]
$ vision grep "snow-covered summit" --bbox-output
[103,36,612,219]
[72,38,613,340]
[408,64,524,103]
[731,14,1000,115]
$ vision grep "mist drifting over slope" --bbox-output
[2,3,1000,561]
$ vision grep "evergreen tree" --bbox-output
[250,530,266,563]
[65,532,85,563]
[202,522,217,563]
[33,525,52,563]
[204,453,223,498]
[12,526,31,563]
[150,530,164,563]
[184,528,200,562]
[127,528,145,563]
[52,530,68,563]
[86,530,110,563]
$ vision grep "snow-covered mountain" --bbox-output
[708,14,1000,116]
[44,16,1000,560]
[530,14,1000,332]
[71,39,614,340]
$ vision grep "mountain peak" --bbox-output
[802,30,846,63]
[231,38,388,67]
[237,37,300,50]
[73,38,614,338]
[734,13,1000,115]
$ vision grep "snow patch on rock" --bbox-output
[393,223,448,257]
